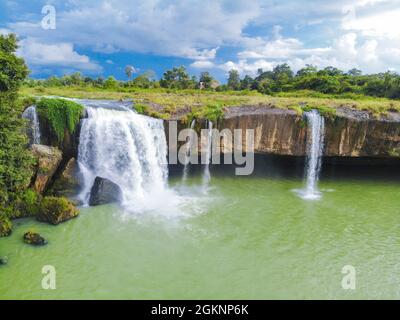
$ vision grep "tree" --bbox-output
[104,76,118,89]
[0,34,34,206]
[296,64,318,77]
[347,68,362,76]
[199,72,214,89]
[240,75,254,90]
[125,65,136,79]
[227,69,240,90]
[160,66,195,89]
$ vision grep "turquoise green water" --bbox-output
[1,164,400,299]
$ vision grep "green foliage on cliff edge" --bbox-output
[36,98,84,142]
[0,34,35,222]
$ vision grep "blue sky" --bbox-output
[1,0,400,81]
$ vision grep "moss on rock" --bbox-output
[36,98,84,143]
[23,231,47,246]
[37,196,79,225]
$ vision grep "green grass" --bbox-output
[22,86,400,121]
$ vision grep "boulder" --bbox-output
[50,158,82,198]
[31,145,63,194]
[23,231,47,246]
[89,177,122,206]
[37,196,79,225]
[0,216,12,237]
[0,256,8,265]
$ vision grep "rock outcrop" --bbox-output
[23,231,47,246]
[31,145,63,194]
[0,256,8,265]
[165,105,400,158]
[36,196,79,225]
[49,158,82,198]
[89,177,122,206]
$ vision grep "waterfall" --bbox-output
[77,104,169,211]
[202,120,213,190]
[22,106,41,145]
[302,110,325,200]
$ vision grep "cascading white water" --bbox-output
[202,120,213,190]
[22,106,41,145]
[302,110,325,200]
[77,104,169,212]
[182,119,196,182]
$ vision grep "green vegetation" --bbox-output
[22,85,400,121]
[0,215,12,237]
[0,34,35,222]
[21,63,400,121]
[37,196,79,225]
[24,64,400,100]
[36,98,84,142]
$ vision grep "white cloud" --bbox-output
[190,60,215,69]
[18,38,102,72]
[9,0,260,59]
[219,59,274,76]
[5,0,400,76]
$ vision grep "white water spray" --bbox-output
[301,110,325,200]
[77,103,170,212]
[202,120,213,190]
[182,119,196,182]
[22,106,41,145]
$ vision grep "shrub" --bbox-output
[0,214,12,237]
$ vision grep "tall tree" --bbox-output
[0,34,34,206]
[227,69,240,90]
[199,71,214,89]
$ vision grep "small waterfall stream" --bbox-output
[77,102,169,212]
[22,106,41,145]
[302,110,325,200]
[202,120,213,191]
[182,119,196,182]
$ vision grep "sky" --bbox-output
[1,0,400,81]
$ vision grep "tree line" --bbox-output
[25,64,400,99]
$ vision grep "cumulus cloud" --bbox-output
[17,38,102,72]
[9,0,260,58]
[4,0,400,76]
[190,60,215,69]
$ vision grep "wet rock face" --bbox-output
[23,231,47,246]
[173,105,400,158]
[324,109,400,157]
[38,114,82,160]
[36,196,79,225]
[50,158,82,198]
[89,177,122,206]
[31,145,63,194]
[221,107,308,156]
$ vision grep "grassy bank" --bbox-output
[21,86,400,120]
